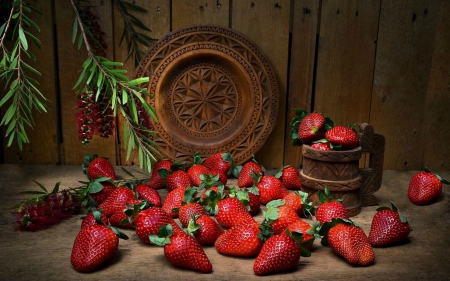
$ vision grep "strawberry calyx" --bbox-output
[201,185,227,215]
[149,224,174,246]
[91,209,129,240]
[318,187,342,203]
[295,190,314,218]
[305,221,322,241]
[186,214,202,237]
[122,199,152,227]
[257,199,285,241]
[228,187,252,212]
[221,151,236,175]
[198,173,223,190]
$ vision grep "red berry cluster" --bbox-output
[79,7,108,56]
[15,190,83,231]
[75,90,115,145]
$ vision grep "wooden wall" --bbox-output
[1,0,449,171]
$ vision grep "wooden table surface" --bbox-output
[0,164,449,281]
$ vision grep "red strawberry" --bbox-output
[256,175,289,205]
[86,156,116,180]
[253,231,311,275]
[149,160,173,189]
[71,211,128,273]
[325,125,359,150]
[215,197,256,228]
[311,140,332,151]
[230,187,261,216]
[150,225,213,273]
[162,186,187,218]
[90,181,116,205]
[315,187,349,225]
[321,219,375,266]
[368,201,411,247]
[135,184,161,207]
[187,214,224,246]
[166,170,192,192]
[276,165,302,190]
[283,219,321,249]
[237,160,264,188]
[270,203,302,235]
[80,209,109,229]
[188,165,211,187]
[108,199,143,228]
[283,190,313,217]
[215,222,263,257]
[298,112,326,144]
[177,187,208,227]
[408,169,449,205]
[204,152,234,175]
[134,207,182,245]
[97,186,135,217]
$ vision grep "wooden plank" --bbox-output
[314,0,380,126]
[114,0,171,167]
[172,0,230,29]
[1,0,59,165]
[232,0,291,169]
[423,1,450,170]
[370,0,440,170]
[283,0,320,169]
[55,0,116,165]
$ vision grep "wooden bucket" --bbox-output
[300,123,385,217]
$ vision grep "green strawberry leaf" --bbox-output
[324,116,334,130]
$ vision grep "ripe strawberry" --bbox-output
[215,222,263,257]
[109,198,143,228]
[253,231,311,275]
[188,164,211,187]
[150,225,213,273]
[134,207,182,245]
[204,152,234,175]
[315,187,349,225]
[298,112,326,144]
[311,140,332,151]
[166,170,192,192]
[89,181,116,205]
[135,184,161,207]
[215,197,256,228]
[229,187,261,216]
[71,211,128,273]
[97,186,135,217]
[325,125,359,150]
[276,165,302,190]
[283,190,313,217]
[321,219,375,266]
[162,186,187,218]
[256,175,289,205]
[187,214,224,246]
[237,160,264,188]
[265,200,302,235]
[368,201,411,247]
[176,188,208,227]
[149,160,173,189]
[86,156,116,180]
[283,219,321,249]
[408,169,449,205]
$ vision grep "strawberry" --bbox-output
[229,187,261,216]
[135,184,161,207]
[325,125,359,150]
[283,219,321,249]
[150,224,213,273]
[109,198,143,228]
[408,169,449,205]
[187,152,211,187]
[283,190,313,217]
[298,112,326,144]
[311,139,332,151]
[276,165,302,190]
[368,201,411,247]
[97,186,135,217]
[237,159,265,188]
[263,200,301,235]
[214,197,256,228]
[204,152,234,175]
[89,181,116,205]
[71,210,128,272]
[315,187,349,225]
[187,214,224,246]
[149,159,173,189]
[166,170,192,192]
[320,219,375,266]
[215,222,263,257]
[134,206,182,245]
[253,231,311,275]
[176,187,208,227]
[256,175,289,205]
[85,155,116,181]
[162,186,187,218]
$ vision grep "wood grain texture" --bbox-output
[172,0,230,29]
[55,1,116,165]
[232,0,290,169]
[370,0,440,170]
[423,1,450,170]
[1,0,59,165]
[283,0,320,168]
[114,0,170,167]
[314,0,380,126]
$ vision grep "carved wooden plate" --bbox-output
[135,25,279,165]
